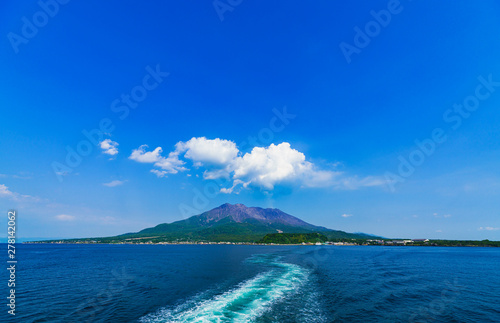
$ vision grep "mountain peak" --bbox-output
[219,203,246,208]
[134,203,378,241]
[202,203,320,230]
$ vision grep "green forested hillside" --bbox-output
[258,233,328,244]
[36,204,380,243]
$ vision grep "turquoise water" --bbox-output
[141,255,309,322]
[4,244,500,322]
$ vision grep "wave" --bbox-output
[140,255,309,323]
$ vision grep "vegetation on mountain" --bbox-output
[56,203,374,243]
[257,233,328,244]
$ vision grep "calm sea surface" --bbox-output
[3,244,500,322]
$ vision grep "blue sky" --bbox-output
[1,0,500,240]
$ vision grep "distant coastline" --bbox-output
[33,204,497,247]
[21,205,500,247]
[24,238,500,247]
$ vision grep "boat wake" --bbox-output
[140,254,309,322]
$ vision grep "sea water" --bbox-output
[4,244,500,322]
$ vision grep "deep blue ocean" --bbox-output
[2,244,500,322]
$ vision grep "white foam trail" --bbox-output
[140,258,308,323]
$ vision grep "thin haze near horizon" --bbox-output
[1,1,500,240]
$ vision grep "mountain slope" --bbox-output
[136,203,329,236]
[112,203,377,242]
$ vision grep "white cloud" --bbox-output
[103,180,126,187]
[176,137,239,166]
[436,229,443,233]
[150,169,168,178]
[203,169,231,180]
[478,227,500,231]
[154,151,186,173]
[129,145,162,163]
[229,143,384,191]
[0,184,39,202]
[443,214,452,218]
[129,137,387,193]
[0,184,14,198]
[55,214,76,221]
[220,179,246,194]
[129,145,186,175]
[341,214,353,218]
[100,139,119,156]
[232,143,336,190]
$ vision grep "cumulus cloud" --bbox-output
[154,151,186,173]
[103,180,126,187]
[100,139,119,156]
[478,227,500,231]
[176,137,238,166]
[129,137,386,193]
[341,214,353,218]
[55,214,76,221]
[129,145,186,175]
[231,143,336,190]
[129,145,163,163]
